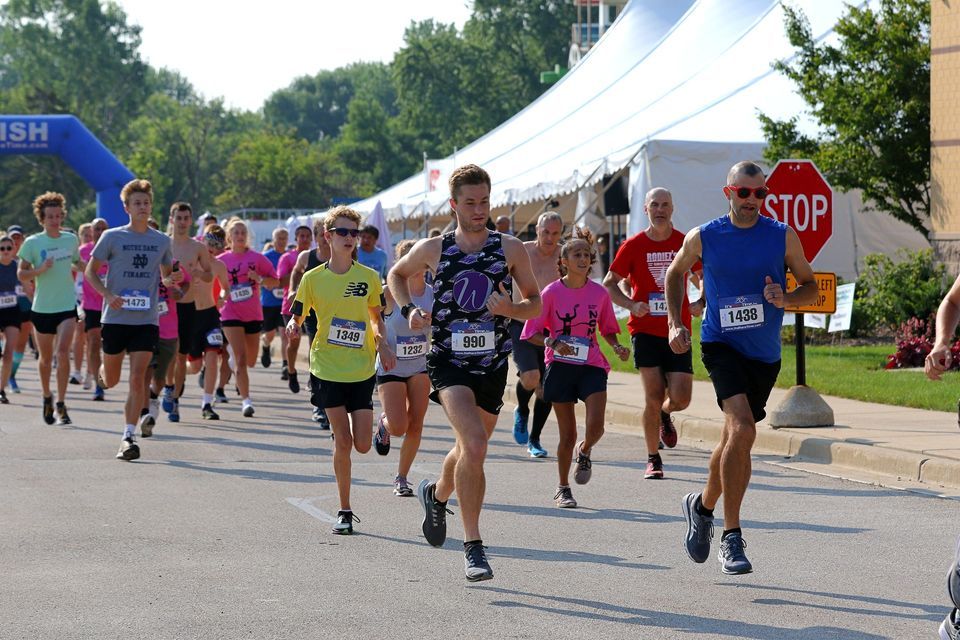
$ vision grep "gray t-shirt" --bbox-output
[92,225,173,326]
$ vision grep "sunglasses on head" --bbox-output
[204,232,224,248]
[330,227,360,238]
[724,185,770,199]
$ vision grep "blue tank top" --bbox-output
[700,215,787,363]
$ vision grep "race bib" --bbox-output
[396,334,428,360]
[158,300,169,316]
[206,328,224,347]
[553,335,590,364]
[327,317,366,348]
[451,321,495,356]
[719,294,764,332]
[271,288,284,300]
[230,284,253,303]
[648,293,667,316]
[120,288,150,311]
[0,292,17,309]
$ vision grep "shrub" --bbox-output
[855,249,948,334]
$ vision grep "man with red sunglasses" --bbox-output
[664,161,817,576]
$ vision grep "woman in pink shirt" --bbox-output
[217,219,279,417]
[521,228,630,509]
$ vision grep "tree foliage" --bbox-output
[759,0,930,233]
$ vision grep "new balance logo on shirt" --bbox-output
[343,282,369,297]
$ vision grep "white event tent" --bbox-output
[308,0,927,281]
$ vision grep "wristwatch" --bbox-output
[400,303,418,319]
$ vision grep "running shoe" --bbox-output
[464,541,494,582]
[332,510,359,535]
[280,361,289,381]
[313,407,330,429]
[512,408,529,445]
[68,372,81,385]
[0,390,7,404]
[168,398,180,423]
[242,400,255,418]
[417,479,452,547]
[374,413,390,455]
[573,441,592,485]
[527,440,548,458]
[718,532,752,575]
[260,345,271,368]
[660,410,678,448]
[554,486,577,508]
[215,387,228,404]
[138,412,155,438]
[644,456,664,480]
[942,608,960,640]
[288,371,300,394]
[949,536,960,609]
[42,395,54,425]
[9,376,19,393]
[93,385,105,401]
[682,492,714,564]
[55,402,72,426]
[83,372,93,390]
[116,436,140,461]
[202,403,220,420]
[161,385,175,413]
[394,475,413,497]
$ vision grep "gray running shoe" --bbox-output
[116,437,140,461]
[55,402,72,426]
[682,492,714,563]
[949,537,960,609]
[332,510,358,535]
[941,608,960,640]
[573,441,592,485]
[394,475,413,497]
[417,479,451,547]
[718,532,752,575]
[464,541,494,582]
[138,412,155,438]
[554,486,577,508]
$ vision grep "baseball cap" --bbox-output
[7,225,24,236]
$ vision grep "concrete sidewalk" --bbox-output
[505,366,960,492]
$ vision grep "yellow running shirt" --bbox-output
[294,261,383,383]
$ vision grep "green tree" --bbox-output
[759,0,930,233]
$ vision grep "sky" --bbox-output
[113,0,473,112]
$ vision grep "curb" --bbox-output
[503,387,960,491]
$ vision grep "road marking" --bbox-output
[285,496,336,523]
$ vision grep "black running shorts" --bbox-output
[102,323,159,355]
[632,332,693,373]
[427,361,509,415]
[700,341,781,423]
[31,309,77,335]
[542,361,608,404]
[509,319,546,376]
[310,373,376,413]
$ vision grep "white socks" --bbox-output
[123,424,135,439]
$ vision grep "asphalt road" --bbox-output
[0,358,953,639]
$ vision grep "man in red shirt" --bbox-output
[603,187,702,479]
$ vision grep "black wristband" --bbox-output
[400,303,417,319]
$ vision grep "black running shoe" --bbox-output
[288,371,300,394]
[464,541,494,582]
[417,480,451,547]
[332,510,359,535]
[42,395,55,425]
[55,402,72,426]
[280,368,289,382]
[374,413,390,455]
[0,390,8,404]
[202,403,220,420]
[215,387,229,404]
[260,345,271,368]
[116,437,140,461]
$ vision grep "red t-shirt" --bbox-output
[609,229,699,338]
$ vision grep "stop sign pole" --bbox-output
[762,159,835,427]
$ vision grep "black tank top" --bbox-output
[307,249,324,271]
[428,230,512,374]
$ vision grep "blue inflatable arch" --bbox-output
[0,115,134,227]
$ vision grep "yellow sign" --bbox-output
[784,272,837,314]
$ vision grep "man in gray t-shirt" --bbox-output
[93,226,173,326]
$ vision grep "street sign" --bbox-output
[763,159,834,264]
[784,272,837,314]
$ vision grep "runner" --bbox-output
[217,218,279,418]
[521,228,629,508]
[17,192,81,425]
[357,224,387,282]
[665,161,816,575]
[373,239,433,497]
[509,211,562,457]
[259,227,288,369]
[286,205,394,534]
[164,202,214,422]
[603,187,703,479]
[0,234,22,403]
[277,224,312,387]
[288,220,332,426]
[7,225,31,393]
[85,179,176,460]
[389,164,541,582]
[78,217,109,400]
[69,222,93,387]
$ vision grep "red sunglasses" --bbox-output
[724,185,770,199]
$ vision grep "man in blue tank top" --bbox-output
[389,164,541,582]
[664,161,817,575]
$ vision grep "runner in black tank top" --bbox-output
[388,164,542,583]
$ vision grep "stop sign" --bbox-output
[762,159,833,264]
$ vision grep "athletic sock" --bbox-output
[648,453,662,463]
[11,351,22,375]
[515,381,533,416]
[530,397,552,442]
[201,393,213,407]
[123,424,135,439]
[463,539,483,548]
[722,527,742,540]
[696,502,714,518]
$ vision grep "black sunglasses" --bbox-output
[0,246,12,252]
[330,227,360,238]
